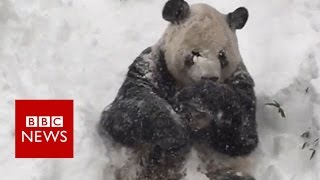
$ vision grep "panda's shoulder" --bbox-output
[126,47,156,80]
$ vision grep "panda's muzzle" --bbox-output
[201,76,219,82]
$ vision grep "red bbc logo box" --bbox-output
[15,100,74,158]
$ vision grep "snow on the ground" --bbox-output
[0,0,319,179]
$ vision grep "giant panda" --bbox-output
[99,0,258,179]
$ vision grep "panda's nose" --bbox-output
[201,76,219,82]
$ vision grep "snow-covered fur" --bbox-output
[99,47,190,179]
[99,1,258,179]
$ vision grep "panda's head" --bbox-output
[160,0,249,86]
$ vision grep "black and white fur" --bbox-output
[99,1,258,179]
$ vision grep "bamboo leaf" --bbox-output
[273,100,280,107]
[310,149,316,160]
[305,87,310,94]
[279,108,286,118]
[265,103,279,108]
[301,131,310,138]
[302,142,309,149]
[265,103,275,106]
[314,138,319,146]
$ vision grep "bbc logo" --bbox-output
[15,100,73,158]
[26,116,63,127]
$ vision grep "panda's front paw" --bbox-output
[157,136,188,151]
[152,123,190,151]
[174,80,221,102]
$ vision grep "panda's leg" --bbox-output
[137,144,190,180]
[195,144,255,180]
[99,86,190,151]
[206,168,255,180]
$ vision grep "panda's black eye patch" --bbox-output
[192,50,201,57]
[185,54,195,66]
[185,50,202,67]
[218,50,228,68]
[185,50,200,66]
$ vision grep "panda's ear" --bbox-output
[227,7,249,30]
[162,0,190,24]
